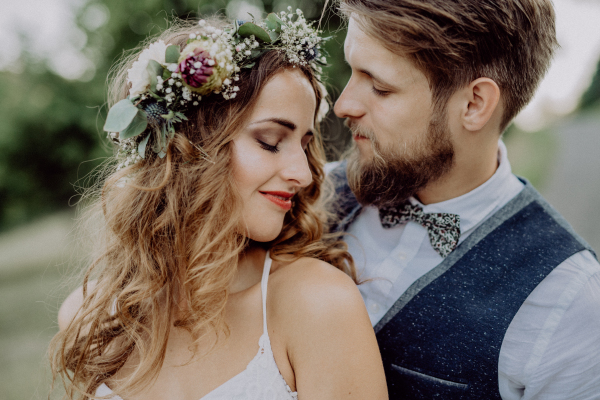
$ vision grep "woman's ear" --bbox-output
[460,78,501,132]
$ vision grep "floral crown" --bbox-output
[103,8,329,170]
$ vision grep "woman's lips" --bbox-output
[260,191,293,211]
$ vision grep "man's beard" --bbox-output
[346,111,454,208]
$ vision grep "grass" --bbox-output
[0,212,77,400]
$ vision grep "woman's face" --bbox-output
[232,69,317,242]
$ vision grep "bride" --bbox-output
[51,10,387,400]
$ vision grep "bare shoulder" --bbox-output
[268,257,370,339]
[58,280,97,331]
[269,257,364,317]
[269,258,387,398]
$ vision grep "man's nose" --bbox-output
[334,75,366,120]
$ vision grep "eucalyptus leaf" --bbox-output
[238,22,271,43]
[119,109,148,140]
[138,133,151,158]
[268,30,280,42]
[165,45,180,64]
[146,60,163,92]
[266,13,283,32]
[162,69,172,80]
[242,62,256,69]
[103,99,139,133]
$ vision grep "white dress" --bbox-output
[96,252,298,400]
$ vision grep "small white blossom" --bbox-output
[207,59,215,66]
[189,33,197,39]
[194,61,202,68]
[199,19,206,26]
[244,50,251,55]
[193,101,199,106]
[165,88,172,94]
[168,78,174,85]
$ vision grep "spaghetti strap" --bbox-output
[260,251,273,336]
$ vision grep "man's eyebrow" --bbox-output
[359,68,395,89]
[250,118,297,130]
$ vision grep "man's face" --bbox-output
[334,17,454,207]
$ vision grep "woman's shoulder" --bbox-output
[58,280,97,331]
[268,257,367,329]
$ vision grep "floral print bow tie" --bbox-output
[379,202,461,258]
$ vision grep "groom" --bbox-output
[329,0,600,399]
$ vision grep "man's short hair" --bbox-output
[339,0,559,131]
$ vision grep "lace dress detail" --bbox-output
[95,252,297,400]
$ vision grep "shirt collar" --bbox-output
[409,140,518,234]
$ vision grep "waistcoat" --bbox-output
[329,164,595,399]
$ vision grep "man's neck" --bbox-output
[416,141,500,205]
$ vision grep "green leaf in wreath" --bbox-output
[138,133,151,158]
[266,13,284,32]
[119,109,148,139]
[268,30,280,42]
[165,45,180,64]
[238,22,272,43]
[242,62,256,69]
[162,69,172,80]
[104,99,139,133]
[147,60,164,92]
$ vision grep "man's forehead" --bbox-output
[344,17,424,86]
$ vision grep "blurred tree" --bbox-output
[580,57,600,110]
[0,0,351,231]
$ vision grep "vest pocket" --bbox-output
[391,364,469,390]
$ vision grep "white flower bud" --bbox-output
[194,61,202,68]
[230,93,237,99]
[166,88,172,93]
[226,64,233,71]
[244,50,251,55]
[199,20,206,26]
[190,69,195,74]
[176,82,182,87]
[207,59,215,66]
[168,78,174,85]
[189,33,196,39]
[223,78,231,85]
[193,101,199,106]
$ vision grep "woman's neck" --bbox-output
[230,245,267,293]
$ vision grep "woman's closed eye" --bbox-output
[257,139,279,154]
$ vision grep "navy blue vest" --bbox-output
[329,164,596,399]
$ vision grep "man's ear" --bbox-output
[461,78,501,132]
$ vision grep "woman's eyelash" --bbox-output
[257,140,279,154]
[371,87,390,97]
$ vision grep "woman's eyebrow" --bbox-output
[249,118,297,130]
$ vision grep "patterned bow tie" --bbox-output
[379,202,461,258]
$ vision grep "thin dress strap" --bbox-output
[260,251,273,336]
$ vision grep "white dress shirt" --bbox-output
[338,141,600,399]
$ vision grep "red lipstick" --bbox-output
[260,191,294,211]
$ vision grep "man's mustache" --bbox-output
[345,119,375,141]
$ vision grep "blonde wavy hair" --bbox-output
[49,19,356,400]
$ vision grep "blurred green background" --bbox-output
[1,0,600,399]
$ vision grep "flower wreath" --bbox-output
[104,8,329,170]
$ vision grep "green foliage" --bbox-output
[0,0,350,231]
[580,57,600,110]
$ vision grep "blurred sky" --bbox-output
[2,0,600,131]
